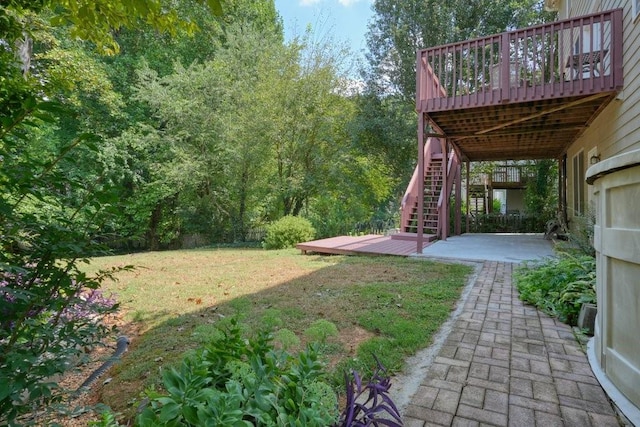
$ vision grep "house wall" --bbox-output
[561,0,640,222]
[557,1,640,423]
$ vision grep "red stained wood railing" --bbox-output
[400,137,438,233]
[417,9,623,113]
[491,165,536,185]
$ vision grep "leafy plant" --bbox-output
[0,117,127,424]
[338,357,403,427]
[262,216,316,250]
[563,207,596,257]
[514,251,596,325]
[136,318,406,426]
[272,328,300,350]
[89,409,125,427]
[304,319,339,344]
[136,319,340,426]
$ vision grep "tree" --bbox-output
[265,34,355,218]
[524,159,558,223]
[95,0,282,246]
[130,22,362,242]
[0,1,222,423]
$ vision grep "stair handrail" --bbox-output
[437,149,460,238]
[400,138,436,232]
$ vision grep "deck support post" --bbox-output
[441,139,448,241]
[455,160,462,235]
[417,113,425,254]
[465,161,470,234]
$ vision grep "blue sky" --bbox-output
[274,0,375,55]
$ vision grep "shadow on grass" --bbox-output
[95,250,472,419]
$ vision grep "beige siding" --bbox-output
[561,0,640,221]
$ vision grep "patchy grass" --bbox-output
[87,248,471,419]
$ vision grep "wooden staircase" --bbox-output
[405,154,442,235]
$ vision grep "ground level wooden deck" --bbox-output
[296,234,434,256]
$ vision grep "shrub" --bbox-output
[136,319,404,427]
[514,252,596,325]
[304,319,339,344]
[262,216,316,250]
[137,319,340,426]
[0,269,121,425]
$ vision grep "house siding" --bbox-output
[562,0,640,221]
[560,1,640,423]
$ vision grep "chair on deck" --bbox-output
[566,49,609,79]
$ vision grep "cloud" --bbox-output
[299,0,322,5]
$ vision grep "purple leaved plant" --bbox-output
[338,356,404,427]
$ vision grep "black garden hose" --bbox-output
[73,336,130,396]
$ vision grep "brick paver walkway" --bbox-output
[403,261,621,427]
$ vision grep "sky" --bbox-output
[273,0,375,56]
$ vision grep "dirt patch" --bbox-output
[337,324,377,357]
[51,314,142,426]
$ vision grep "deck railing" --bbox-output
[417,9,623,112]
[400,137,437,232]
[491,165,535,186]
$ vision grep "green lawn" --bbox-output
[87,248,471,419]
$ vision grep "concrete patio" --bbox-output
[415,233,555,263]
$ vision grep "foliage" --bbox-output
[339,358,403,427]
[492,198,501,213]
[0,0,226,424]
[136,319,340,426]
[135,318,405,427]
[273,328,300,351]
[47,0,222,55]
[524,159,558,222]
[0,126,125,424]
[262,216,316,250]
[514,252,596,325]
[304,319,339,344]
[124,21,359,246]
[563,207,596,257]
[467,213,547,233]
[89,409,125,427]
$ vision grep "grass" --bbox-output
[86,248,472,419]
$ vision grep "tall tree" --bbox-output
[266,34,354,218]
[130,23,358,242]
[0,1,222,422]
[98,0,282,246]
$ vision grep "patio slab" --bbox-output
[415,233,555,263]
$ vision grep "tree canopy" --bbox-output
[0,1,557,421]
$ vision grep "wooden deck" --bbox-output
[296,234,435,256]
[417,9,623,162]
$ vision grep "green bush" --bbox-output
[262,216,316,250]
[514,252,596,325]
[137,319,339,426]
[304,319,339,344]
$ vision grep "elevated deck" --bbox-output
[417,9,623,161]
